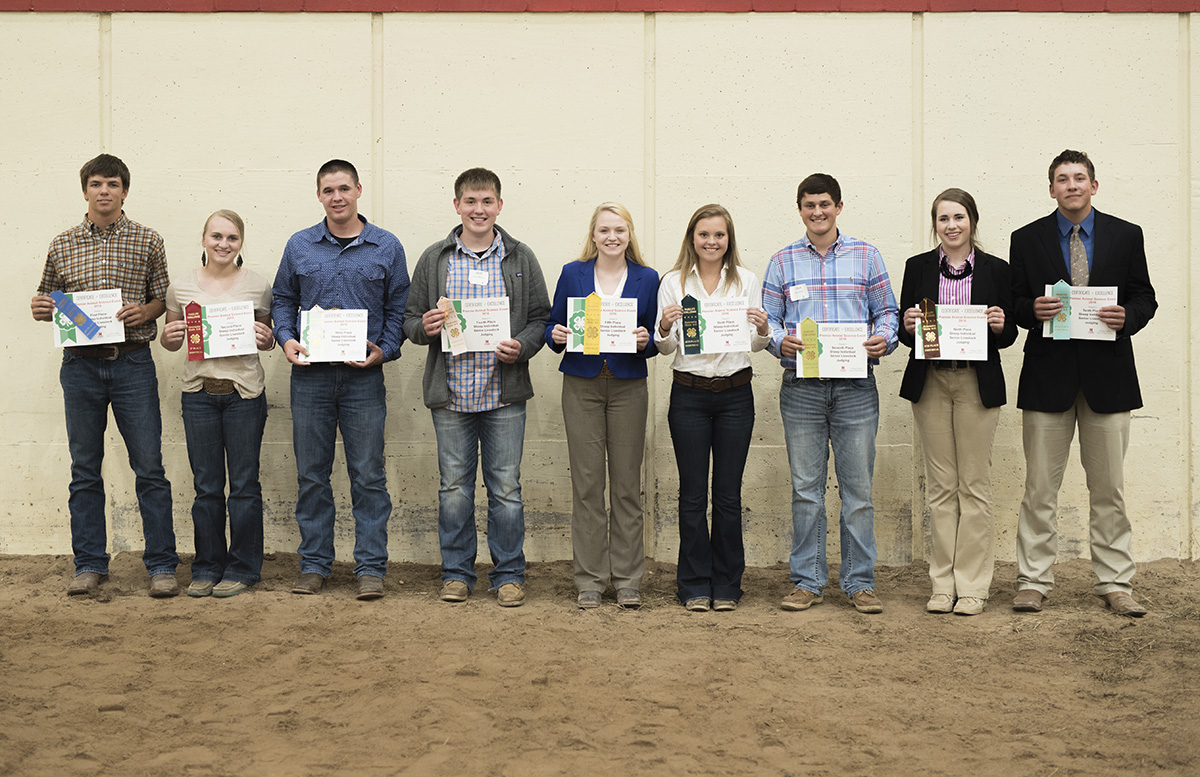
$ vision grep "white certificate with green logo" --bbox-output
[566,296,637,353]
[53,289,125,348]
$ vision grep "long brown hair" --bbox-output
[669,204,743,295]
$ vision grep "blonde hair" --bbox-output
[669,204,743,295]
[201,209,246,267]
[575,202,646,266]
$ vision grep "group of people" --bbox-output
[31,149,1156,618]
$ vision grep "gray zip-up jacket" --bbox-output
[401,225,550,409]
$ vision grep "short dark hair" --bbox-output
[317,159,359,189]
[455,168,502,200]
[1048,149,1095,184]
[79,154,130,193]
[797,173,841,206]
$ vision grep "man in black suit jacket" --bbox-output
[1009,150,1157,617]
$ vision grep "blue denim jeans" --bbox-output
[181,389,267,585]
[60,347,177,576]
[779,369,879,596]
[431,403,527,590]
[668,380,754,603]
[290,364,391,579]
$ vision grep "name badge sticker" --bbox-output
[788,284,810,302]
[468,269,489,286]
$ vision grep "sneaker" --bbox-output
[356,575,384,601]
[780,588,823,611]
[291,573,325,595]
[577,591,602,609]
[684,597,711,612]
[616,588,641,609]
[851,589,883,614]
[67,571,107,596]
[149,574,180,599]
[440,580,470,602]
[712,599,738,612]
[187,580,215,598]
[926,593,953,613]
[497,582,526,608]
[213,580,249,598]
[953,596,985,616]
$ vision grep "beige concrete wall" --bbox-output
[3,11,1196,568]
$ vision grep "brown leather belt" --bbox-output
[202,378,237,395]
[69,341,149,360]
[673,367,752,393]
[931,360,974,371]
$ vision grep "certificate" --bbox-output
[916,304,987,361]
[440,297,511,353]
[53,289,126,347]
[1041,285,1117,341]
[691,297,752,354]
[794,319,867,378]
[566,296,637,353]
[184,300,256,361]
[298,307,368,362]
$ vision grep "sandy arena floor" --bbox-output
[2,553,1198,777]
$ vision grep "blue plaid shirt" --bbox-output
[446,229,506,412]
[762,231,899,371]
[272,216,409,362]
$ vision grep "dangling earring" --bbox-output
[201,249,207,267]
[236,254,243,267]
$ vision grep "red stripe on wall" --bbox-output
[1,0,1194,10]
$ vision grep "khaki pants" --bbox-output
[1016,392,1134,596]
[561,374,648,593]
[912,367,999,599]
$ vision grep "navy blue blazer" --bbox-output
[544,258,659,378]
[1010,209,1156,413]
[897,249,1017,408]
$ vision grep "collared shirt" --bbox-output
[657,265,770,378]
[445,228,506,413]
[37,212,169,343]
[762,231,899,371]
[272,215,410,362]
[1057,209,1095,280]
[937,247,974,305]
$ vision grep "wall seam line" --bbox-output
[99,12,111,150]
[1181,11,1194,559]
[910,11,925,565]
[372,13,385,224]
[643,10,658,557]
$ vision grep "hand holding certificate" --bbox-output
[1042,284,1117,341]
[794,318,868,378]
[440,296,511,354]
[184,300,257,361]
[915,301,988,360]
[52,289,126,347]
[680,295,752,355]
[566,294,637,353]
[298,306,369,362]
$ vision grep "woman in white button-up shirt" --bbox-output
[657,204,770,612]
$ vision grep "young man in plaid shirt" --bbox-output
[402,168,550,608]
[30,154,180,598]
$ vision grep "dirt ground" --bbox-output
[1,552,1197,777]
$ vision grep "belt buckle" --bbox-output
[100,344,121,360]
[710,377,730,392]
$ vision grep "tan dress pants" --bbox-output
[1017,391,1134,596]
[561,373,648,593]
[911,366,1000,599]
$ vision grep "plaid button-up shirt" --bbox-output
[446,229,506,413]
[37,213,169,343]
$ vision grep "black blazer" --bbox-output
[898,249,1017,408]
[1010,209,1156,414]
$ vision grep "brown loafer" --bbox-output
[67,571,107,596]
[356,575,385,601]
[780,588,822,611]
[149,574,180,598]
[291,572,325,595]
[850,589,883,614]
[1012,589,1045,612]
[1102,591,1147,617]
